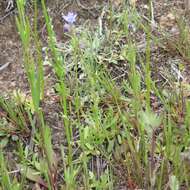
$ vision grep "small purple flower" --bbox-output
[128,23,136,32]
[62,12,77,24]
[63,23,71,32]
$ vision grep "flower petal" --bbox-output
[62,12,77,24]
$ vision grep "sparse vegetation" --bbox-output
[1,0,190,189]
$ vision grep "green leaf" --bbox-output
[169,175,179,190]
[139,110,162,138]
[85,143,94,151]
[0,138,9,149]
[17,164,48,188]
[107,139,114,153]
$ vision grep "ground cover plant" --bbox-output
[1,0,190,189]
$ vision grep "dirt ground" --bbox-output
[0,1,24,95]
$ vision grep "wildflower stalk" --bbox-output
[145,1,152,112]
